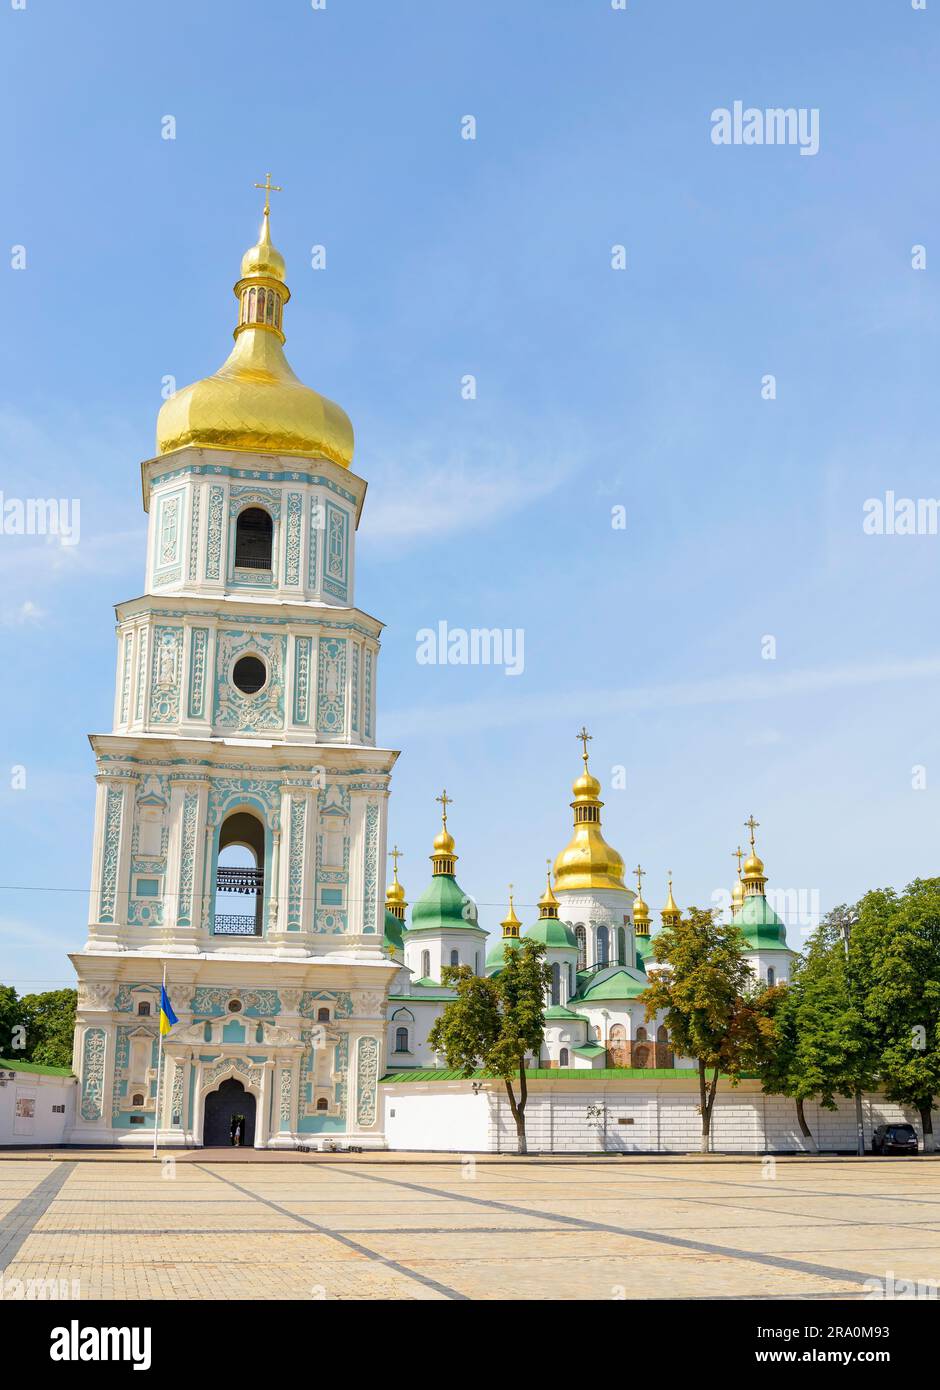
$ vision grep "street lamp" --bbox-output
[839,911,866,1158]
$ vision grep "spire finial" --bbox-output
[744,814,760,850]
[733,844,744,878]
[633,863,645,897]
[389,844,402,877]
[253,171,283,219]
[576,725,592,766]
[436,789,452,829]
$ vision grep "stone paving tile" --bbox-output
[3,1153,939,1299]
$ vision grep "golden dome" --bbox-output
[552,730,628,894]
[632,894,650,924]
[500,889,522,938]
[731,875,745,910]
[741,816,767,893]
[430,790,458,876]
[661,873,681,928]
[538,863,560,919]
[433,827,456,856]
[156,196,354,468]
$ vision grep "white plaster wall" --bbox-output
[0,1073,76,1146]
[384,1087,491,1151]
[382,1080,928,1154]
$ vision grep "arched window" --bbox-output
[137,1002,150,1016]
[597,924,610,966]
[215,809,265,936]
[559,1047,569,1067]
[474,952,480,974]
[132,1093,144,1107]
[575,924,587,970]
[551,962,561,1006]
[316,1007,330,1022]
[395,1027,409,1053]
[450,949,459,967]
[421,949,430,979]
[234,506,273,571]
[567,963,573,996]
[617,926,626,965]
[316,1097,328,1112]
[636,1025,648,1042]
[767,967,775,987]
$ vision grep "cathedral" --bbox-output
[382,751,795,1075]
[67,191,794,1149]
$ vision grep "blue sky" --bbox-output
[2,0,939,990]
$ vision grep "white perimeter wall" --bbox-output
[383,1079,924,1154]
[0,1072,76,1146]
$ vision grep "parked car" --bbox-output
[872,1123,918,1154]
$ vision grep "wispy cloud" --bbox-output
[360,439,575,547]
[382,655,940,740]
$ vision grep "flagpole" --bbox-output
[153,963,166,1160]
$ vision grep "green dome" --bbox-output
[486,934,523,972]
[525,917,579,950]
[406,873,486,936]
[384,909,404,954]
[733,894,789,950]
[634,934,654,972]
[571,966,649,1002]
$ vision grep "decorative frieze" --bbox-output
[356,1036,379,1127]
[80,1028,107,1121]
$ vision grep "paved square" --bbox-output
[1,1153,938,1300]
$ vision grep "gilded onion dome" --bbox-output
[385,845,407,922]
[733,816,788,950]
[156,178,354,467]
[486,888,525,971]
[552,729,628,894]
[409,792,485,938]
[660,873,681,928]
[632,864,651,935]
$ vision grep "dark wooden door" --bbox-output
[203,1078,256,1147]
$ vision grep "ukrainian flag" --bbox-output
[159,985,178,1036]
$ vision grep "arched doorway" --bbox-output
[203,1078,257,1148]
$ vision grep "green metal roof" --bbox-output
[383,908,404,954]
[570,966,650,1002]
[485,934,523,970]
[406,873,486,936]
[524,917,579,950]
[380,1066,710,1083]
[0,1057,73,1077]
[543,1004,584,1022]
[387,992,455,1003]
[572,1043,607,1057]
[732,893,790,950]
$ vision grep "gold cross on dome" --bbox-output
[633,864,645,896]
[733,845,744,875]
[389,844,402,874]
[436,789,453,827]
[576,726,592,761]
[744,814,760,849]
[253,172,282,216]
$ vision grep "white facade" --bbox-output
[68,226,401,1149]
[0,1066,76,1146]
[383,1076,928,1154]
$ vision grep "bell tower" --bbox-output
[69,185,399,1149]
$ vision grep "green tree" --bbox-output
[0,984,24,1057]
[19,989,77,1068]
[428,938,551,1154]
[853,880,940,1152]
[641,906,773,1152]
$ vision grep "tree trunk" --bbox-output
[919,1103,936,1154]
[698,1059,710,1153]
[795,1097,818,1153]
[504,1064,528,1155]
